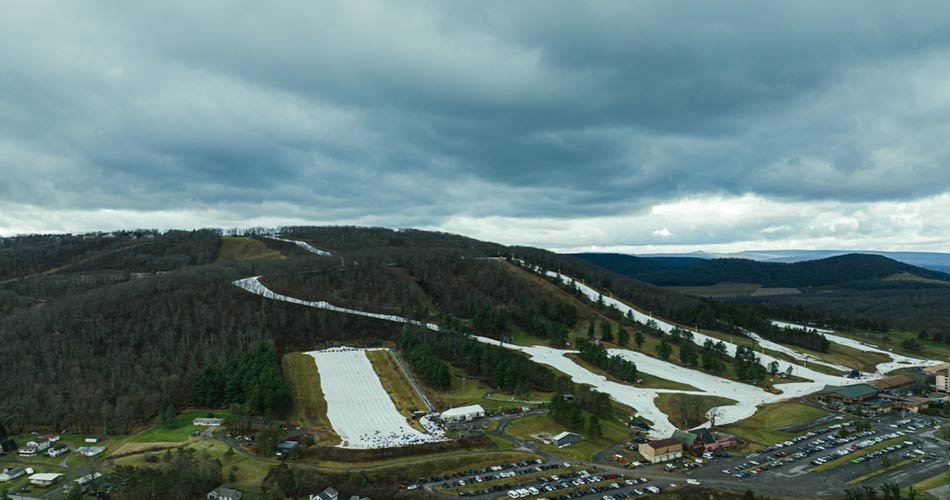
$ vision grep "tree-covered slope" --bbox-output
[574,252,950,287]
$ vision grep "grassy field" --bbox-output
[792,341,891,374]
[215,236,284,261]
[654,393,738,429]
[110,439,272,493]
[506,413,629,461]
[564,352,698,391]
[366,349,429,432]
[134,409,230,443]
[282,352,340,445]
[830,327,950,360]
[719,401,830,450]
[906,470,950,496]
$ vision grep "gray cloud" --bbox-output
[3,1,950,247]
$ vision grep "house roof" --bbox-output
[646,438,682,449]
[553,431,581,441]
[870,375,915,390]
[923,362,950,374]
[211,486,241,497]
[816,383,878,400]
[671,430,698,446]
[30,473,64,481]
[697,428,716,444]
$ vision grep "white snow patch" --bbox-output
[266,235,334,256]
[306,346,445,448]
[770,320,940,373]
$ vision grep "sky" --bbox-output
[2,1,950,254]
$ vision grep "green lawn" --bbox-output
[564,352,699,391]
[719,401,830,450]
[506,413,629,461]
[134,409,230,443]
[282,352,340,445]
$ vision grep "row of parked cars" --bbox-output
[454,467,588,497]
[757,420,856,454]
[505,471,636,498]
[531,477,660,500]
[414,458,548,487]
[440,460,567,490]
[811,435,917,466]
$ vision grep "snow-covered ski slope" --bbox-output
[307,347,444,448]
[544,270,938,377]
[234,276,439,331]
[265,235,333,256]
[770,320,938,373]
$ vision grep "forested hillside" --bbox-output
[5,225,940,435]
[575,252,950,287]
[575,252,950,339]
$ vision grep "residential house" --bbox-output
[48,444,69,457]
[19,437,50,457]
[207,485,243,500]
[30,472,65,487]
[314,487,339,500]
[0,467,26,482]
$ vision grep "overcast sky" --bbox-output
[3,1,950,253]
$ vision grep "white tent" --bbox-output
[440,404,486,422]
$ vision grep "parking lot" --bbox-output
[684,413,948,496]
[414,458,679,500]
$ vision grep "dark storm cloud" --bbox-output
[3,0,950,233]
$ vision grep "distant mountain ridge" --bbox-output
[636,249,950,274]
[572,252,950,288]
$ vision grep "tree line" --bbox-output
[399,330,452,389]
[573,337,638,383]
[191,344,293,417]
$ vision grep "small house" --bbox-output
[30,472,65,487]
[207,485,243,500]
[48,444,69,457]
[551,431,583,447]
[0,467,26,482]
[315,487,339,500]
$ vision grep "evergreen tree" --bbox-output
[656,339,673,360]
[634,331,644,351]
[599,320,613,343]
[587,322,595,339]
[588,415,602,439]
[618,328,629,347]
